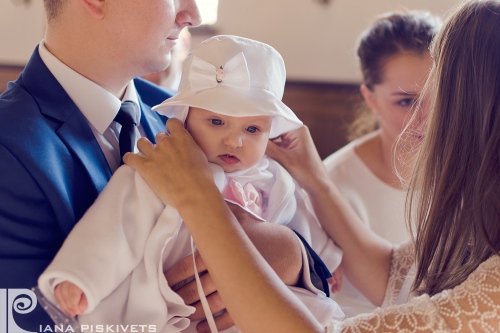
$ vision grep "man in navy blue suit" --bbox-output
[0,0,202,329]
[0,1,320,332]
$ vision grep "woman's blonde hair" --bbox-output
[406,0,500,296]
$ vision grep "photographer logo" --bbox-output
[0,288,38,333]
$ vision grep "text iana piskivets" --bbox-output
[39,325,157,333]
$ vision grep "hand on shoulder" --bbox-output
[124,118,219,210]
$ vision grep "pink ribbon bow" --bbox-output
[223,178,263,218]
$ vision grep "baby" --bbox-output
[38,35,343,333]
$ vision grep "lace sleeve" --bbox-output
[382,242,416,307]
[326,255,500,333]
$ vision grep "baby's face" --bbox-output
[185,107,273,173]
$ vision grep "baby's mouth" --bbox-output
[218,154,240,165]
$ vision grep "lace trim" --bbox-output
[327,255,500,333]
[382,242,415,307]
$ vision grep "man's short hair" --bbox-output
[43,0,63,21]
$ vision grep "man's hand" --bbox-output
[164,203,303,332]
[165,252,234,333]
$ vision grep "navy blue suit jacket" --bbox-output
[0,46,172,329]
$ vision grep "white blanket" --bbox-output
[39,157,343,332]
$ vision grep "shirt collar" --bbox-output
[38,40,140,134]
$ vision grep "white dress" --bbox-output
[323,131,409,316]
[327,243,500,332]
[38,157,344,333]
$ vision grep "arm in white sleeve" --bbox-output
[38,165,165,313]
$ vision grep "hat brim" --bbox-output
[152,85,302,138]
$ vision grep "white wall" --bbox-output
[0,0,460,82]
[209,0,460,83]
[0,0,46,65]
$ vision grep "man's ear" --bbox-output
[360,84,379,115]
[78,0,106,19]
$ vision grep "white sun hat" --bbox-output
[152,35,302,138]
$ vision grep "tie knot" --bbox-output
[115,101,138,126]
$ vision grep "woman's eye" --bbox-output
[210,119,223,125]
[397,98,415,108]
[246,126,259,133]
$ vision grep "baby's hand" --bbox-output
[328,267,343,294]
[54,281,88,317]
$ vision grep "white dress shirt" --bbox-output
[38,41,145,172]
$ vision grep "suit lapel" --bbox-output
[57,114,112,192]
[22,46,112,193]
[21,47,167,192]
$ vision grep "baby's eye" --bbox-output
[246,126,259,133]
[210,119,223,126]
[397,98,415,108]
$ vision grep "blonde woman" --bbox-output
[323,11,440,316]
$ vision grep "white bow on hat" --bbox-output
[152,35,303,138]
[189,52,251,93]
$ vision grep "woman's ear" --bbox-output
[78,0,106,19]
[360,84,379,115]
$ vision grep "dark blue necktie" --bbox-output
[114,101,138,165]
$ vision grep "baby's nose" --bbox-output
[222,132,243,148]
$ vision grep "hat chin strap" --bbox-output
[190,237,219,333]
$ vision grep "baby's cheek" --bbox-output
[245,153,264,169]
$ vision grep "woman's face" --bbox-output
[361,52,432,144]
[185,107,273,173]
